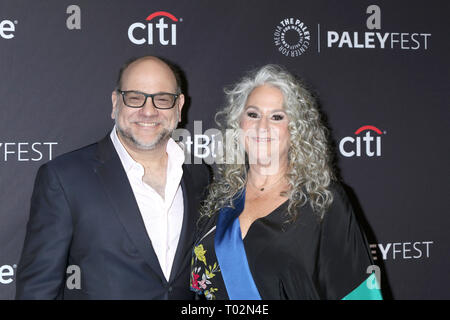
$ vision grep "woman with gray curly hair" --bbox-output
[190,65,382,300]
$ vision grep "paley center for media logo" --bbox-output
[128,11,181,46]
[274,18,311,57]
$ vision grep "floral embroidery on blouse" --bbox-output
[190,244,220,300]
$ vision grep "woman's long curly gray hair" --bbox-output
[201,64,335,220]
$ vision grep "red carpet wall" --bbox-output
[0,0,448,299]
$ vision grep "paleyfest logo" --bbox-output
[274,18,310,57]
[0,264,81,289]
[0,141,57,162]
[0,18,18,39]
[326,5,431,50]
[370,241,433,261]
[128,11,181,46]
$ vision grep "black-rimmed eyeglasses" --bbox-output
[117,90,179,109]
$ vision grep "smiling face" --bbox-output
[111,57,184,152]
[239,85,290,169]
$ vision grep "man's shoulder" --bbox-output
[43,137,108,174]
[31,140,106,190]
[50,142,97,166]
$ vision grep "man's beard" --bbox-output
[114,107,177,151]
[116,123,172,150]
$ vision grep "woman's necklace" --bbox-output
[247,174,286,193]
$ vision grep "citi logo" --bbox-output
[0,19,18,39]
[339,125,385,158]
[128,11,181,45]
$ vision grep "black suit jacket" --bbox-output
[15,134,210,299]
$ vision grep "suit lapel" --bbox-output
[94,135,166,282]
[169,164,197,282]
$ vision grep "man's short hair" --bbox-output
[115,55,182,94]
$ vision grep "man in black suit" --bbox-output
[15,56,210,299]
